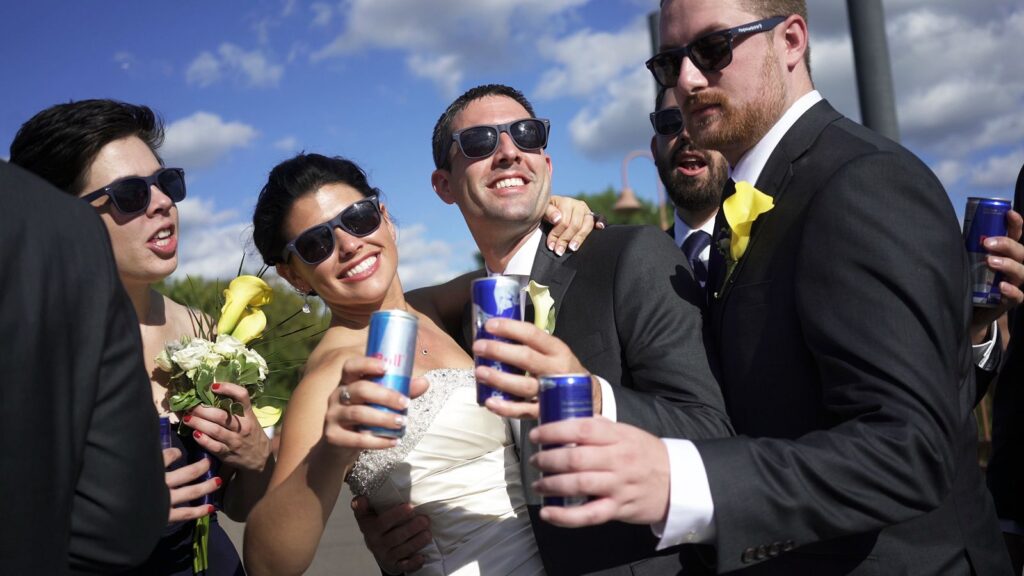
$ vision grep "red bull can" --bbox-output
[538,373,593,507]
[362,309,418,438]
[472,276,525,405]
[964,197,1011,307]
[159,415,173,450]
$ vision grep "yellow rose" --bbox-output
[722,181,774,261]
[218,275,272,336]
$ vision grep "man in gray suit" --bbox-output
[353,83,733,575]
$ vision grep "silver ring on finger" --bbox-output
[340,385,352,405]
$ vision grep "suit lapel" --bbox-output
[528,238,577,330]
[713,100,841,307]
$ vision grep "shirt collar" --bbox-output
[673,210,718,249]
[486,228,543,278]
[731,90,822,185]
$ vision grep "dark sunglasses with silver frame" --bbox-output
[80,167,186,215]
[645,15,787,88]
[650,107,684,136]
[281,194,382,265]
[449,118,551,165]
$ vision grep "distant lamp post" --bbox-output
[615,150,668,229]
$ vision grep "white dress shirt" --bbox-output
[485,228,617,420]
[673,211,718,267]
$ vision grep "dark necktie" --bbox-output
[682,230,712,287]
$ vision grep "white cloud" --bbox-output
[162,112,258,169]
[311,0,588,94]
[310,2,333,27]
[186,43,283,88]
[172,197,256,281]
[274,136,300,151]
[535,18,650,100]
[408,54,463,100]
[969,148,1024,189]
[186,52,222,87]
[113,51,137,71]
[395,223,475,289]
[567,66,655,159]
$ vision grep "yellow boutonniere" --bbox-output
[526,280,556,334]
[722,181,774,262]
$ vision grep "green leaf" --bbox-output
[169,390,199,412]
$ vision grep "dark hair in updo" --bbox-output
[252,153,381,266]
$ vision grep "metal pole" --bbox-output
[847,0,900,142]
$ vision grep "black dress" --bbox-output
[128,431,245,575]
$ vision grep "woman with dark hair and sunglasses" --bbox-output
[9,99,273,576]
[244,153,601,575]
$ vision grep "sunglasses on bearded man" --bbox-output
[81,167,186,215]
[650,107,684,136]
[645,16,787,88]
[281,195,383,265]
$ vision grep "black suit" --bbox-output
[0,162,168,574]
[697,101,1010,574]
[457,225,732,575]
[986,162,1024,572]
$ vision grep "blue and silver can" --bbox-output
[472,276,525,405]
[362,309,418,438]
[964,197,1011,307]
[159,415,173,450]
[538,373,593,507]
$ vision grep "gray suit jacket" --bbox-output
[456,224,732,575]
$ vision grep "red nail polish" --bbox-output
[214,476,222,487]
[212,383,221,391]
[207,504,215,514]
[182,414,191,423]
[193,431,203,439]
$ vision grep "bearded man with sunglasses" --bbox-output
[528,1,1020,574]
[350,83,733,575]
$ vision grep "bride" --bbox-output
[243,153,594,576]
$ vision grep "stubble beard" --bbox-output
[688,48,787,159]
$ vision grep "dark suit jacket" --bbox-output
[698,101,1010,574]
[0,162,168,574]
[986,163,1024,530]
[452,224,732,575]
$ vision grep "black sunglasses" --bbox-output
[650,107,684,136]
[81,167,186,215]
[281,195,382,265]
[646,16,787,88]
[450,118,551,165]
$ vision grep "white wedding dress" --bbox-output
[347,369,545,576]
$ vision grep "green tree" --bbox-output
[574,186,665,227]
[155,276,330,409]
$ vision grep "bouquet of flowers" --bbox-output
[155,273,291,573]
[156,274,283,428]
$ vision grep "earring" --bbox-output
[294,287,312,314]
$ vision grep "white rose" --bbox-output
[154,349,175,373]
[214,334,244,356]
[243,347,269,381]
[172,340,211,371]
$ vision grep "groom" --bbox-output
[529,1,1016,574]
[354,83,733,575]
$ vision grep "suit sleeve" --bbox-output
[67,217,168,572]
[696,151,969,571]
[610,226,734,440]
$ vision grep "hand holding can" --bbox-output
[471,277,526,405]
[538,374,593,507]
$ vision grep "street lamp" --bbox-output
[615,150,668,230]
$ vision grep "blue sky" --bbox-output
[3,0,1022,288]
